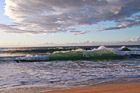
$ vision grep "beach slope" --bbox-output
[42,83,140,93]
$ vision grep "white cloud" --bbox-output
[133,16,140,19]
[71,31,89,35]
[100,20,140,30]
[1,0,140,34]
[130,36,140,42]
[41,36,140,46]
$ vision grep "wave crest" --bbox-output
[15,46,140,62]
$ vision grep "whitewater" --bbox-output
[0,45,140,89]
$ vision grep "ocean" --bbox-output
[0,45,140,89]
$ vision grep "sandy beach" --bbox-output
[42,83,140,93]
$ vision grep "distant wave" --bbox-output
[2,48,73,53]
[14,46,140,62]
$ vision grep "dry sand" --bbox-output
[42,83,140,93]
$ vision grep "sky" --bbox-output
[0,0,140,47]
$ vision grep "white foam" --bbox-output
[0,59,140,89]
[15,55,50,61]
[121,46,126,49]
[97,46,106,50]
[15,46,140,61]
[74,48,85,51]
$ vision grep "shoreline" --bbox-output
[42,83,140,93]
[0,78,140,93]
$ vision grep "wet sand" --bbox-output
[0,86,65,93]
[0,79,140,93]
[42,83,140,93]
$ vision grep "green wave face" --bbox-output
[49,50,124,61]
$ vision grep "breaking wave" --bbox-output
[14,46,140,62]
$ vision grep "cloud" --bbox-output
[0,24,25,33]
[1,0,140,34]
[0,24,48,34]
[71,31,89,35]
[135,36,140,41]
[129,36,140,42]
[100,20,140,30]
[40,36,140,46]
[133,16,140,19]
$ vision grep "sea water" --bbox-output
[0,45,140,89]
